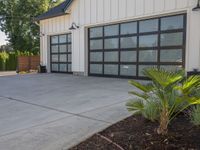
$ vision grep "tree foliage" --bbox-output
[127,68,200,135]
[0,0,64,51]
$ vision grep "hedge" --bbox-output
[0,51,39,71]
[0,52,17,71]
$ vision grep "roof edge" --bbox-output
[34,0,74,22]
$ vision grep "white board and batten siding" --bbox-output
[40,0,200,74]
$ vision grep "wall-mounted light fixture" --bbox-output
[69,22,79,30]
[40,32,45,37]
[193,0,200,11]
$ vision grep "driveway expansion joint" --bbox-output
[0,95,112,124]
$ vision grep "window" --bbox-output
[160,32,183,46]
[139,50,158,62]
[139,35,158,47]
[161,15,184,31]
[90,64,102,74]
[90,27,103,38]
[90,39,103,50]
[104,38,119,49]
[59,35,67,43]
[104,65,118,75]
[51,36,58,44]
[139,19,158,33]
[104,52,118,62]
[121,22,137,35]
[120,51,137,62]
[90,52,103,62]
[121,36,137,48]
[88,14,186,79]
[120,65,136,76]
[160,49,182,62]
[104,25,119,36]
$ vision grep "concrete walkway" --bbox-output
[0,74,133,150]
[0,71,17,77]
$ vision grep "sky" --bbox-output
[0,30,8,46]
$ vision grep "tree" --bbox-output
[0,0,64,51]
[127,68,200,135]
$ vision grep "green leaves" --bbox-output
[127,67,200,134]
[0,0,64,51]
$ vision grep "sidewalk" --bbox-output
[0,71,17,77]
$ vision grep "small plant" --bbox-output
[191,105,200,126]
[127,68,200,135]
[127,96,160,122]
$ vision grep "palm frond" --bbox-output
[128,91,149,100]
[126,99,144,113]
[129,80,153,92]
[183,76,200,95]
[143,68,184,89]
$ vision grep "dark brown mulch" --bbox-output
[70,115,200,150]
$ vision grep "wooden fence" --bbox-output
[17,56,40,72]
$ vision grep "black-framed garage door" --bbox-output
[50,33,72,73]
[88,14,186,79]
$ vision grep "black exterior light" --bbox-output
[69,22,79,30]
[193,0,200,11]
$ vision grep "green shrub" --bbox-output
[127,68,200,135]
[127,96,160,122]
[191,105,200,126]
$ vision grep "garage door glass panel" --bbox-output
[120,65,136,76]
[90,39,103,50]
[120,51,137,62]
[139,19,158,33]
[60,54,67,62]
[90,64,102,74]
[104,52,118,62]
[104,25,119,36]
[161,15,184,31]
[59,35,67,43]
[104,65,118,75]
[120,36,137,48]
[104,38,119,49]
[90,52,103,62]
[120,22,137,35]
[59,45,67,53]
[90,27,103,38]
[51,36,58,44]
[160,49,182,62]
[160,65,182,71]
[51,45,58,53]
[139,35,158,47]
[59,64,67,72]
[160,32,183,46]
[139,50,158,62]
[52,64,59,71]
[52,55,59,62]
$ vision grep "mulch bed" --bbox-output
[70,115,200,150]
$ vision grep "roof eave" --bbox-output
[34,12,70,22]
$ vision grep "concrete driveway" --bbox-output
[0,74,133,150]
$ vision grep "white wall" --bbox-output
[40,0,200,73]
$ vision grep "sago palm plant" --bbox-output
[127,68,200,135]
